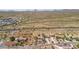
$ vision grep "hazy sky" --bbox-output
[0,0,78,9]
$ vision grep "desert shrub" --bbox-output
[76,43,79,48]
[16,42,21,46]
[75,38,79,41]
[0,16,4,19]
[10,37,15,41]
[0,38,2,41]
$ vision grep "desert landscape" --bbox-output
[0,9,79,49]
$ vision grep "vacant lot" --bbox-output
[0,10,79,35]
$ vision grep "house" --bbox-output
[44,37,51,44]
[40,44,52,49]
[52,43,74,49]
[53,44,63,49]
[0,41,3,46]
[36,37,45,45]
[35,34,46,45]
[15,37,27,41]
[49,35,58,44]
[3,41,16,47]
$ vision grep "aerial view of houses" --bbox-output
[0,9,79,49]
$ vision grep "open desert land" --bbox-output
[1,10,79,32]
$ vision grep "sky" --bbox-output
[0,0,79,9]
